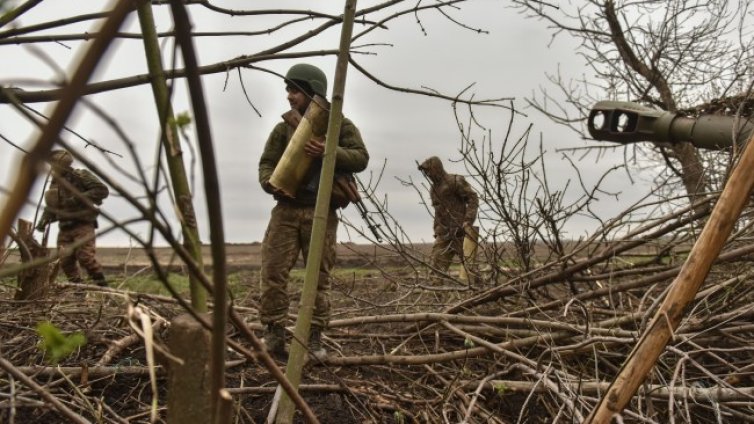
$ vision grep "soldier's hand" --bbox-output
[262,179,275,194]
[61,197,80,208]
[304,137,325,158]
[35,221,47,232]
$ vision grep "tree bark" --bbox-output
[14,219,51,301]
[274,1,357,423]
[137,2,207,312]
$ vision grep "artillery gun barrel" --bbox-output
[587,101,754,150]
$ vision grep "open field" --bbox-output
[3,242,433,272]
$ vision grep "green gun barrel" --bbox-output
[587,101,754,150]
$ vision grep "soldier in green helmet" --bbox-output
[257,63,369,359]
[36,149,110,287]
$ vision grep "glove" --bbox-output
[35,221,48,232]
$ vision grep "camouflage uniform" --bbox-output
[38,152,109,286]
[418,156,479,277]
[258,115,368,329]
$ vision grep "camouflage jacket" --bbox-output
[420,156,479,238]
[41,168,109,229]
[258,116,369,206]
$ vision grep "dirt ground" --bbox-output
[4,237,744,423]
[2,242,517,424]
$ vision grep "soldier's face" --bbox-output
[286,85,311,114]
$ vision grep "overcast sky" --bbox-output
[0,1,651,247]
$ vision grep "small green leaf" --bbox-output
[464,337,475,349]
[493,382,507,396]
[171,112,192,129]
[36,321,86,364]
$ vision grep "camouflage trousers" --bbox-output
[260,203,338,328]
[57,223,102,281]
[430,232,464,278]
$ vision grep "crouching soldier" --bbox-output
[36,150,110,287]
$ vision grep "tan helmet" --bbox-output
[49,149,73,168]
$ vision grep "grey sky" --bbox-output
[0,1,650,247]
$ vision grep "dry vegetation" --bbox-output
[4,209,754,424]
[3,1,754,423]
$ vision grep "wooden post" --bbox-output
[166,313,214,424]
[586,131,754,423]
[14,219,51,300]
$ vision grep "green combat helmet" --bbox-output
[285,63,327,98]
[49,149,73,169]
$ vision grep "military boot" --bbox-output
[262,323,286,358]
[91,272,107,287]
[308,326,327,361]
[67,276,86,299]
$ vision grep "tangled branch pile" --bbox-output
[3,189,754,423]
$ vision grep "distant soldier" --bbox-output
[257,63,369,359]
[36,150,109,287]
[418,156,479,281]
